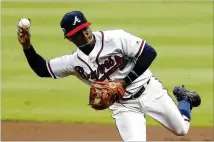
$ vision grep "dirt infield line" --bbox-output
[1,121,213,141]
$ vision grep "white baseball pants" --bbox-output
[109,76,190,141]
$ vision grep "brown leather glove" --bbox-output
[89,80,126,110]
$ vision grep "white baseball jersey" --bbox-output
[46,29,153,97]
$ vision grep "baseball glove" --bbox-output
[89,80,126,110]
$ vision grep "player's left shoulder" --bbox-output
[102,29,126,37]
[104,29,142,41]
[93,29,126,42]
[94,29,124,36]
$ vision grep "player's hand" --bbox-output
[17,26,31,49]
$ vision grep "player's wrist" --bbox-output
[22,42,32,49]
[23,44,35,54]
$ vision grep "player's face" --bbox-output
[66,27,93,47]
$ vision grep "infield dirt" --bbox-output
[1,121,213,141]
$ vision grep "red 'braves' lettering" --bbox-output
[74,55,128,81]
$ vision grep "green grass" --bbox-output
[1,1,213,127]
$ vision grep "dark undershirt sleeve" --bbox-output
[123,42,157,86]
[23,46,51,78]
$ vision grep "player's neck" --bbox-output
[80,44,95,55]
[79,35,96,55]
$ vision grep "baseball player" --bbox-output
[17,11,201,141]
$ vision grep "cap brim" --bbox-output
[66,22,91,37]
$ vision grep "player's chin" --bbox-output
[86,38,92,44]
[82,38,92,45]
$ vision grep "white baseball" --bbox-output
[18,18,30,29]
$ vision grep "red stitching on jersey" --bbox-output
[135,40,145,58]
[96,31,110,80]
[96,31,104,66]
[47,61,57,79]
[77,55,93,72]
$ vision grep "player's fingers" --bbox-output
[25,30,30,37]
[17,30,30,39]
[17,31,23,37]
[17,26,23,32]
[17,27,24,36]
[17,33,29,44]
[17,26,29,34]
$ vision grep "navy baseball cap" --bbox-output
[60,11,91,37]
